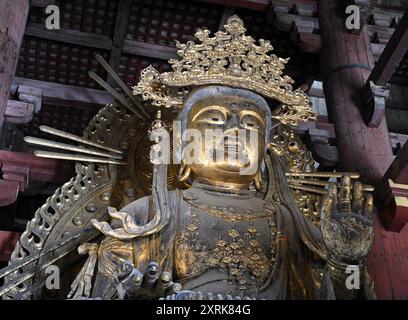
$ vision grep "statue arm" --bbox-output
[68,196,152,299]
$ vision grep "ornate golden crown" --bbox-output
[133,15,316,126]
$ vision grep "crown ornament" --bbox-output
[133,15,316,126]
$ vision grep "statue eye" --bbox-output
[241,118,260,130]
[240,112,264,130]
[207,115,225,125]
[196,110,226,125]
[192,105,228,125]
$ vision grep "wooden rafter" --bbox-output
[200,0,270,11]
[369,10,408,85]
[361,10,408,127]
[25,23,112,50]
[108,0,131,86]
[11,77,112,109]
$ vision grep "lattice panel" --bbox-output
[118,54,170,87]
[126,0,224,46]
[16,36,110,89]
[19,104,99,141]
[28,0,118,37]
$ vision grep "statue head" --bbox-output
[177,86,271,188]
[133,15,316,190]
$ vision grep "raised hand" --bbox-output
[320,176,374,264]
[116,261,182,300]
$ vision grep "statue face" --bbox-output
[185,95,267,185]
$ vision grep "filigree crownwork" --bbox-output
[132,15,316,126]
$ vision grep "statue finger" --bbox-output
[320,195,334,220]
[67,284,78,299]
[352,181,364,214]
[125,269,143,289]
[328,183,338,206]
[363,193,374,218]
[72,281,84,299]
[170,282,182,294]
[83,275,93,297]
[157,271,173,294]
[118,260,134,280]
[338,175,352,212]
[143,261,160,287]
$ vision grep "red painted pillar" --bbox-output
[0,0,30,130]
[317,0,393,185]
[318,0,408,300]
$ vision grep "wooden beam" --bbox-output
[108,0,131,86]
[30,0,55,7]
[25,23,113,50]
[375,140,408,231]
[0,150,74,206]
[0,231,20,262]
[0,180,20,207]
[298,32,321,53]
[369,10,408,85]
[11,77,112,109]
[123,40,178,60]
[0,150,74,184]
[374,0,408,11]
[200,0,270,11]
[361,11,408,127]
[24,22,178,62]
[5,100,34,124]
[382,141,408,185]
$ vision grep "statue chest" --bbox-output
[174,196,278,293]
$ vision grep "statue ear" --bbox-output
[178,160,191,182]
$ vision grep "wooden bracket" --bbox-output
[375,140,408,232]
[361,80,389,127]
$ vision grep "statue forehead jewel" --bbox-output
[132,15,316,127]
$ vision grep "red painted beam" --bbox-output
[375,141,408,231]
[0,151,74,206]
[0,231,20,262]
[0,180,19,207]
[0,150,73,184]
[298,32,321,53]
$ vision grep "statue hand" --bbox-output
[320,176,374,264]
[116,261,182,300]
[67,243,98,299]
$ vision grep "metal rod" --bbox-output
[24,136,123,160]
[289,184,329,195]
[0,229,98,297]
[34,151,127,165]
[39,125,123,155]
[88,71,144,120]
[95,55,151,121]
[286,172,360,179]
[288,178,374,192]
[0,248,75,297]
[0,229,95,279]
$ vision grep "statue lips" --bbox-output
[208,138,252,172]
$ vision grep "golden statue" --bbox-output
[0,16,375,300]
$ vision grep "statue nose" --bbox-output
[225,113,240,131]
